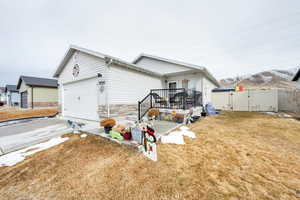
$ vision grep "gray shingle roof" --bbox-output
[292,68,300,81]
[17,76,58,89]
[5,85,18,92]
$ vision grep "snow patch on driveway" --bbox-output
[0,136,69,167]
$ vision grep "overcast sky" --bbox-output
[0,0,300,86]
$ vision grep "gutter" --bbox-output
[105,58,113,117]
[31,87,34,109]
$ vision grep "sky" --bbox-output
[0,0,300,86]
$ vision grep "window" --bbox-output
[182,79,189,90]
[168,82,177,89]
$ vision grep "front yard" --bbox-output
[0,108,58,122]
[0,112,300,199]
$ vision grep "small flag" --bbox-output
[235,86,244,91]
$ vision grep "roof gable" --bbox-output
[53,45,162,78]
[132,54,220,87]
[17,76,58,89]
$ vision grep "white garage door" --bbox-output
[63,78,99,121]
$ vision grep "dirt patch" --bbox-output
[0,112,300,200]
[0,108,58,122]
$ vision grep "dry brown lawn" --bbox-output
[0,112,300,200]
[0,108,58,122]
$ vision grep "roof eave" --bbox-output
[292,69,300,81]
[133,54,220,87]
[110,58,162,78]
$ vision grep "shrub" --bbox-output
[100,118,116,127]
[148,108,159,117]
[175,113,184,119]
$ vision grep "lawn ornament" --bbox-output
[67,120,85,133]
[142,125,157,161]
[109,130,124,141]
[131,126,143,144]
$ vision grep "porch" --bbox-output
[138,88,202,121]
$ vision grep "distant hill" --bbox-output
[220,67,299,89]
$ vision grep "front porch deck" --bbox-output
[138,88,202,121]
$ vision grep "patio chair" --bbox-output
[186,92,202,107]
[151,93,168,107]
[169,92,188,108]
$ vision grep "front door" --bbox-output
[21,91,28,108]
[168,82,177,89]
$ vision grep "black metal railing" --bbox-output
[138,88,202,121]
[138,93,152,121]
[151,88,202,109]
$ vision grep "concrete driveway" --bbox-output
[0,118,72,155]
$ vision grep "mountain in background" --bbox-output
[220,67,299,89]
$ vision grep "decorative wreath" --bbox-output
[72,64,80,77]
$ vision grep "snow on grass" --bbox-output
[80,134,87,138]
[0,136,69,167]
[161,126,196,144]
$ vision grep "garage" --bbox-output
[63,78,99,121]
[20,91,28,108]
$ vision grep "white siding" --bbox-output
[57,51,109,118]
[58,51,108,84]
[135,57,190,74]
[109,64,163,104]
[202,77,218,104]
[165,73,203,91]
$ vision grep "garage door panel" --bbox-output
[63,78,99,121]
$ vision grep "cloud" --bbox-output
[0,0,300,86]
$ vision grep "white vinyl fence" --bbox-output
[278,89,300,113]
[212,89,278,112]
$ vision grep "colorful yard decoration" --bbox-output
[109,130,124,141]
[235,85,244,91]
[142,125,157,162]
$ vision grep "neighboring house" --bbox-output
[5,85,19,106]
[53,45,219,121]
[0,87,6,103]
[17,76,58,109]
[292,68,300,90]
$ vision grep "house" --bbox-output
[0,87,6,104]
[292,68,300,90]
[132,53,220,105]
[5,85,19,106]
[53,45,219,121]
[17,76,58,109]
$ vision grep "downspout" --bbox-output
[105,58,113,118]
[31,87,34,109]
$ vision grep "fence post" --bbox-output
[183,88,186,110]
[138,101,141,122]
[150,91,152,108]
